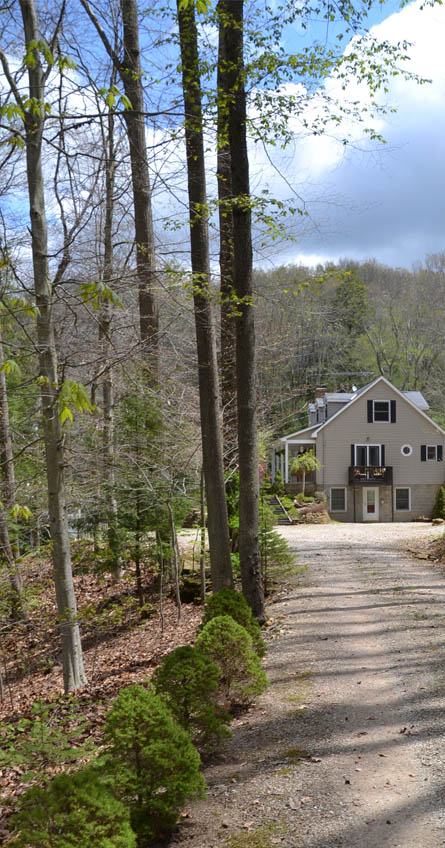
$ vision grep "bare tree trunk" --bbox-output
[79,0,158,375]
[200,465,206,603]
[100,88,122,580]
[176,0,233,591]
[17,0,87,690]
[134,492,144,608]
[0,326,26,619]
[217,7,237,468]
[222,0,265,621]
[120,0,158,366]
[168,501,181,621]
[156,529,164,633]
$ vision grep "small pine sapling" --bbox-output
[104,684,205,843]
[0,698,95,784]
[201,587,266,657]
[152,645,231,752]
[9,767,136,848]
[195,615,268,708]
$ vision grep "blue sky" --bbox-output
[255,0,445,270]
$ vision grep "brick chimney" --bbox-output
[314,386,326,398]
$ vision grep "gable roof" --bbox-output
[312,375,444,436]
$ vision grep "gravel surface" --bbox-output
[173,522,445,848]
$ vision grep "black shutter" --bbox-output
[367,400,373,423]
[351,444,355,466]
[421,445,426,462]
[381,445,385,466]
[390,400,396,423]
[438,445,443,462]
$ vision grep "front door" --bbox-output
[363,487,379,521]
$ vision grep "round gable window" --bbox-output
[401,444,412,456]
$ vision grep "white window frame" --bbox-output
[373,399,390,422]
[330,487,347,512]
[427,445,437,461]
[394,487,411,511]
[354,444,381,466]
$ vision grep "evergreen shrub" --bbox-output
[9,767,135,848]
[104,684,205,843]
[201,587,266,657]
[195,615,268,708]
[433,486,445,519]
[152,645,231,752]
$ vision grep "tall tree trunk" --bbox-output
[176,0,233,591]
[0,325,26,619]
[120,0,158,367]
[222,0,265,621]
[100,88,122,579]
[200,465,206,603]
[18,0,87,690]
[217,6,237,469]
[79,0,158,376]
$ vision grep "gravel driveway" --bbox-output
[174,523,445,848]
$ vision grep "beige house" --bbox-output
[271,376,445,522]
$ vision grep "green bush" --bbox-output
[9,767,135,848]
[433,486,445,519]
[104,684,205,843]
[195,615,268,708]
[201,588,266,657]
[152,645,231,752]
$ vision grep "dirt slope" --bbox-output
[174,523,445,848]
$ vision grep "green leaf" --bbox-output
[58,379,94,426]
[1,359,21,377]
[60,407,74,425]
[11,504,33,521]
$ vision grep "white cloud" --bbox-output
[247,0,445,269]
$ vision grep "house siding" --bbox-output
[326,401,348,419]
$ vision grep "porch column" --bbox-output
[285,442,289,483]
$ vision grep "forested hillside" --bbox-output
[255,256,445,437]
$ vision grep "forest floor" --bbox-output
[172,523,445,848]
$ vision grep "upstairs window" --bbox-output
[367,399,396,423]
[373,401,389,422]
[421,444,443,462]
